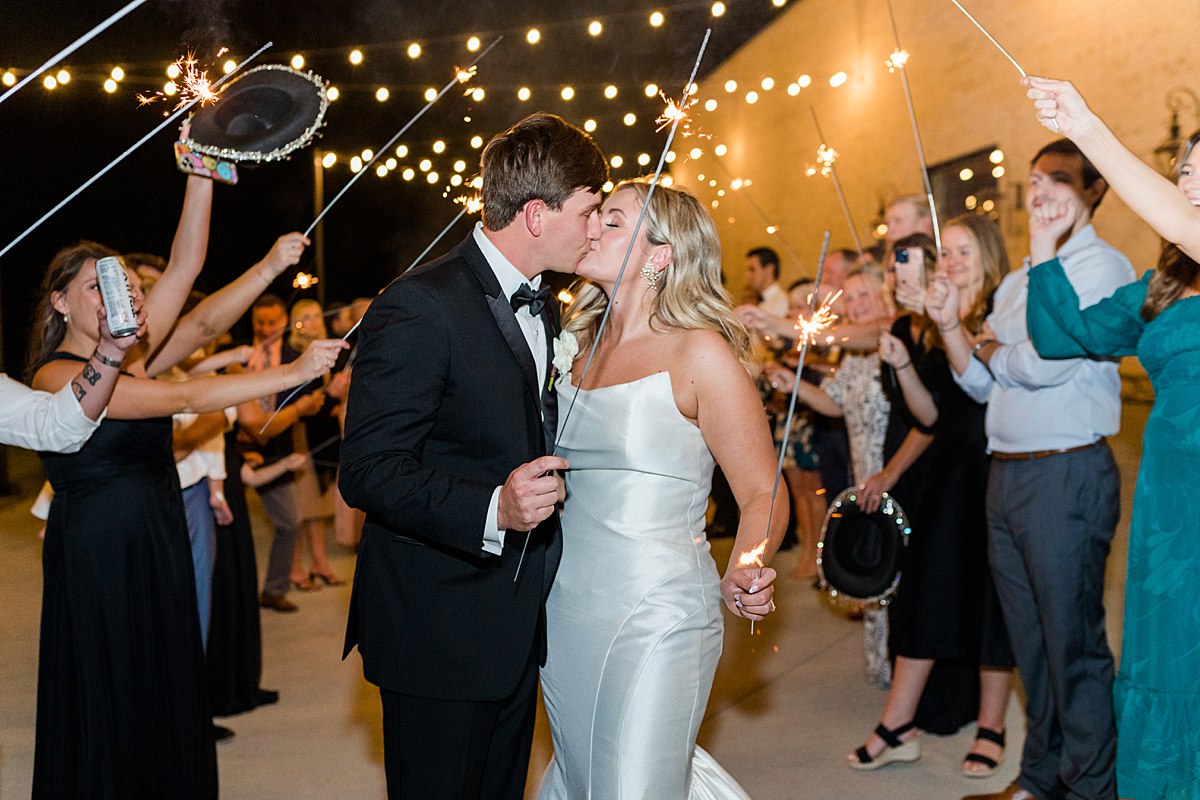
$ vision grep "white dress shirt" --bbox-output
[0,373,101,453]
[759,282,790,317]
[953,225,1135,453]
[472,223,549,555]
[174,409,234,490]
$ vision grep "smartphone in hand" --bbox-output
[894,247,925,296]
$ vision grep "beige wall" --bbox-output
[674,0,1200,296]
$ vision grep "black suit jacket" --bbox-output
[339,233,562,702]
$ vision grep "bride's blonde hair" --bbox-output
[562,179,754,370]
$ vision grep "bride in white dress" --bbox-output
[538,180,787,799]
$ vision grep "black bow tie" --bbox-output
[510,283,551,316]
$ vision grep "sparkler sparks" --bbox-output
[454,194,484,214]
[455,65,477,84]
[793,290,842,345]
[292,272,318,290]
[655,88,697,134]
[885,48,911,72]
[738,537,770,635]
[138,52,221,112]
[815,143,839,177]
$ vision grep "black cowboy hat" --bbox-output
[817,487,911,605]
[184,64,328,163]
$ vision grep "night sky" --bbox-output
[0,0,785,374]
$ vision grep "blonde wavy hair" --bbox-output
[562,179,754,370]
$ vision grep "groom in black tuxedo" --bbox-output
[339,113,608,800]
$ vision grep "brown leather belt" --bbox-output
[992,439,1105,462]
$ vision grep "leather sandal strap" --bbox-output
[854,745,873,764]
[975,727,1006,747]
[963,752,999,769]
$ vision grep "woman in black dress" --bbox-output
[29,242,344,800]
[846,216,1015,776]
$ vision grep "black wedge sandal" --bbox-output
[845,721,921,770]
[962,726,1006,778]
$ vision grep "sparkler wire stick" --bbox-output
[0,41,272,261]
[748,230,830,634]
[0,0,147,107]
[304,37,502,237]
[258,206,473,434]
[513,28,713,584]
[808,108,865,260]
[946,0,1026,77]
[885,0,942,253]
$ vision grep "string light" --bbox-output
[798,74,812,87]
[724,79,737,93]
[103,78,117,93]
[110,66,124,81]
[787,83,800,95]
[745,90,759,104]
[561,86,574,100]
[427,171,439,184]
[714,143,727,156]
[407,43,421,59]
[637,153,650,166]
[385,157,397,170]
[2,71,16,87]
[584,119,597,132]
[602,180,614,192]
[450,173,463,186]
[704,98,717,111]
[395,144,408,157]
[376,164,388,177]
[959,168,974,181]
[644,82,658,97]
[588,20,603,36]
[166,63,181,79]
[375,87,389,102]
[517,86,531,101]
[992,165,1005,178]
[611,155,624,168]
[322,152,337,168]
[689,147,703,159]
[829,71,847,87]
[623,112,636,126]
[712,2,727,16]
[761,77,775,90]
[665,150,676,163]
[526,28,541,44]
[362,148,374,161]
[327,86,339,101]
[419,158,432,171]
[467,36,481,52]
[773,0,787,6]
[470,135,484,148]
[350,156,362,172]
[55,69,70,85]
[649,10,665,27]
[424,87,437,101]
[402,167,415,180]
[291,54,305,69]
[989,149,1005,164]
[349,49,363,65]
[604,84,618,99]
[453,159,466,172]
[162,80,176,96]
[223,59,236,74]
[432,140,446,153]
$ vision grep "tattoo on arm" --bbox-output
[82,363,102,386]
[71,380,86,402]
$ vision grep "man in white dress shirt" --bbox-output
[744,246,789,316]
[925,140,1134,800]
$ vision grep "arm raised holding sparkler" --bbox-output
[146,232,310,375]
[1025,76,1200,261]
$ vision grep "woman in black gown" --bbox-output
[846,217,1015,776]
[29,242,343,800]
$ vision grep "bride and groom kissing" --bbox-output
[339,112,785,800]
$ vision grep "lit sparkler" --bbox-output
[885,0,942,251]
[454,194,484,215]
[655,89,698,134]
[808,109,865,259]
[304,37,501,238]
[137,52,222,113]
[885,48,911,73]
[737,537,770,634]
[0,41,272,261]
[794,289,842,345]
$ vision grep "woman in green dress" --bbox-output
[1023,76,1200,800]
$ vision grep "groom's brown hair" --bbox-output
[479,113,608,230]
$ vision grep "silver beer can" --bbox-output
[95,256,139,337]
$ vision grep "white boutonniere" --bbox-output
[550,330,578,392]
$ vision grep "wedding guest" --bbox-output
[847,215,1015,776]
[937,138,1134,800]
[29,239,344,800]
[1024,76,1200,799]
[885,195,935,244]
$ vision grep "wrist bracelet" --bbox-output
[938,321,961,334]
[893,360,912,371]
[92,349,123,368]
[972,338,996,353]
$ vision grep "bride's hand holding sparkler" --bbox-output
[1024,76,1098,139]
[720,565,777,622]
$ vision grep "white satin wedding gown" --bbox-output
[538,372,751,800]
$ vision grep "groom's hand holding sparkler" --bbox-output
[497,456,570,532]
